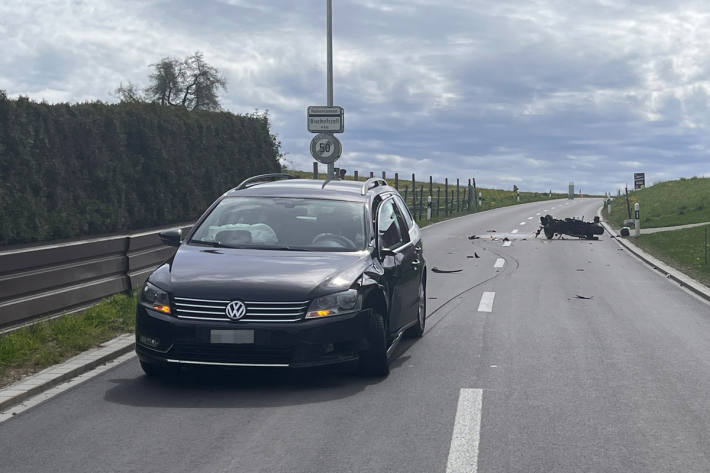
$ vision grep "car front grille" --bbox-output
[173,297,309,322]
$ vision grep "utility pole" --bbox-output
[326,0,334,179]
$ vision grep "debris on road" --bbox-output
[432,267,463,274]
[575,294,593,300]
[503,237,510,242]
[474,252,480,258]
[468,235,480,240]
[576,269,585,271]
[486,229,497,233]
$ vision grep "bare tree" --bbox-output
[115,81,143,103]
[145,58,183,106]
[143,52,227,111]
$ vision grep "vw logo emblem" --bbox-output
[225,300,247,320]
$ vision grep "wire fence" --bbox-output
[309,163,559,224]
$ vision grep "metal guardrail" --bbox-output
[0,223,192,330]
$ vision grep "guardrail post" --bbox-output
[382,171,386,180]
[313,162,319,179]
[394,172,399,190]
[370,171,374,178]
[354,170,359,181]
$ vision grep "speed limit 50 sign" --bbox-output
[310,133,342,164]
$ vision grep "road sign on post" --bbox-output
[307,106,344,133]
[634,173,645,189]
[310,133,342,164]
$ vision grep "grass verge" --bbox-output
[607,176,710,229]
[0,292,137,388]
[632,225,710,287]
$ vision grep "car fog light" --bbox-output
[139,335,160,347]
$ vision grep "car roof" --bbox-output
[224,178,393,202]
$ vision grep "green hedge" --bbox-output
[0,93,281,246]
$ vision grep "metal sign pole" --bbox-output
[326,0,334,180]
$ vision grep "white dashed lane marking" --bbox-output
[477,292,495,312]
[446,388,483,473]
[519,222,526,226]
[511,229,519,234]
[494,258,505,268]
[527,217,533,220]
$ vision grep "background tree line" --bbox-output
[0,91,281,247]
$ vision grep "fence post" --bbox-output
[429,176,433,198]
[334,167,339,178]
[394,173,399,190]
[370,171,374,179]
[313,162,319,179]
[403,185,408,203]
[419,186,424,221]
[411,173,416,218]
[437,187,441,217]
[445,178,449,216]
[706,226,708,265]
[456,179,460,212]
[354,170,359,181]
[382,171,386,180]
[427,195,432,221]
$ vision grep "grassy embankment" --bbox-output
[602,177,710,286]
[0,293,137,388]
[0,172,565,387]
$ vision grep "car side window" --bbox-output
[377,199,405,250]
[393,195,414,230]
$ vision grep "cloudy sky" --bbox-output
[3,0,710,194]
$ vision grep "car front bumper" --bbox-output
[135,305,372,369]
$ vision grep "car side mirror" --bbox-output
[159,229,182,247]
[377,235,397,259]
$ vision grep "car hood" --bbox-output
[149,244,371,301]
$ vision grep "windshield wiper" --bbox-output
[189,239,238,248]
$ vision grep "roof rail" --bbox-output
[361,177,388,195]
[234,173,296,191]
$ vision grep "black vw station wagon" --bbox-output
[136,174,426,377]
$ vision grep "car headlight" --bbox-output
[140,281,171,314]
[306,289,361,319]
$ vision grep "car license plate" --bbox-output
[210,329,254,344]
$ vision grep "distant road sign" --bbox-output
[307,106,344,133]
[310,133,342,164]
[634,172,645,189]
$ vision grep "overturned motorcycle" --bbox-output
[537,215,604,240]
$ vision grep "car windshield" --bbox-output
[189,197,367,251]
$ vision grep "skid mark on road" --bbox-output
[446,388,483,473]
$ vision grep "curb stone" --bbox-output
[598,206,710,304]
[0,334,135,412]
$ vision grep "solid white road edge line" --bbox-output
[0,352,137,424]
[502,241,511,247]
[494,258,505,268]
[477,292,495,312]
[446,388,483,473]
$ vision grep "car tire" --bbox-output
[140,361,177,379]
[358,311,390,377]
[405,280,426,338]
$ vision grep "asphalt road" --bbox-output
[3,198,710,473]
